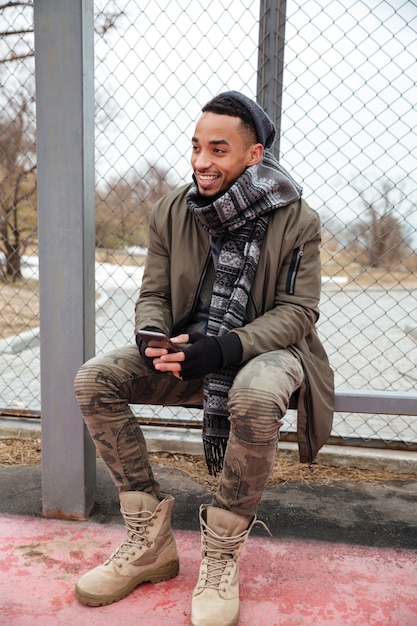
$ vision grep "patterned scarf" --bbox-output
[186,152,302,475]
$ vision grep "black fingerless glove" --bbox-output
[135,326,164,372]
[180,332,243,381]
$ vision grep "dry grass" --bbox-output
[148,451,417,488]
[0,282,39,338]
[0,438,43,465]
[1,438,416,488]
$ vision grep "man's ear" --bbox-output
[247,143,264,166]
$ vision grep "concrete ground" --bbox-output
[1,457,417,626]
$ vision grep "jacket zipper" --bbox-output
[248,292,259,320]
[286,244,304,295]
[182,251,211,331]
[304,377,314,467]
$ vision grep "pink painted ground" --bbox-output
[0,515,416,626]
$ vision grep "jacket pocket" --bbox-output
[286,244,304,295]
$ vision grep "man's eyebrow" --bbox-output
[191,136,231,146]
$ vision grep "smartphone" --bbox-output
[136,330,180,353]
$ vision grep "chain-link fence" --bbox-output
[0,0,38,413]
[1,0,416,449]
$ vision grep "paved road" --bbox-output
[1,257,417,443]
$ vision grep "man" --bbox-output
[74,91,334,626]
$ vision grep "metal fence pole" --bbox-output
[257,0,287,160]
[34,0,96,519]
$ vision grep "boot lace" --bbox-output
[201,534,242,590]
[108,508,157,565]
[200,518,271,591]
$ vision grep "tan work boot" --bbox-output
[75,492,179,606]
[190,505,255,626]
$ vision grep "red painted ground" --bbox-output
[0,515,416,626]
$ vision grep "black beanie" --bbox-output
[216,90,276,148]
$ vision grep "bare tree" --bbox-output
[0,96,36,280]
[0,1,126,279]
[0,1,34,66]
[347,178,415,269]
[0,1,125,65]
[95,165,177,249]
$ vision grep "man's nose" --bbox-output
[194,151,212,169]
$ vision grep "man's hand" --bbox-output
[151,333,188,379]
[154,333,223,381]
[136,327,168,372]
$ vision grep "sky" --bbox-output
[94,0,260,180]
[282,0,417,223]
[93,0,417,234]
[1,0,415,228]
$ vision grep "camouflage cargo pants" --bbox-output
[74,345,304,519]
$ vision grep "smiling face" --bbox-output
[191,112,263,200]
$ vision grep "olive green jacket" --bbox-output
[136,183,334,463]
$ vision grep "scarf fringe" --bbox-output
[203,436,228,476]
